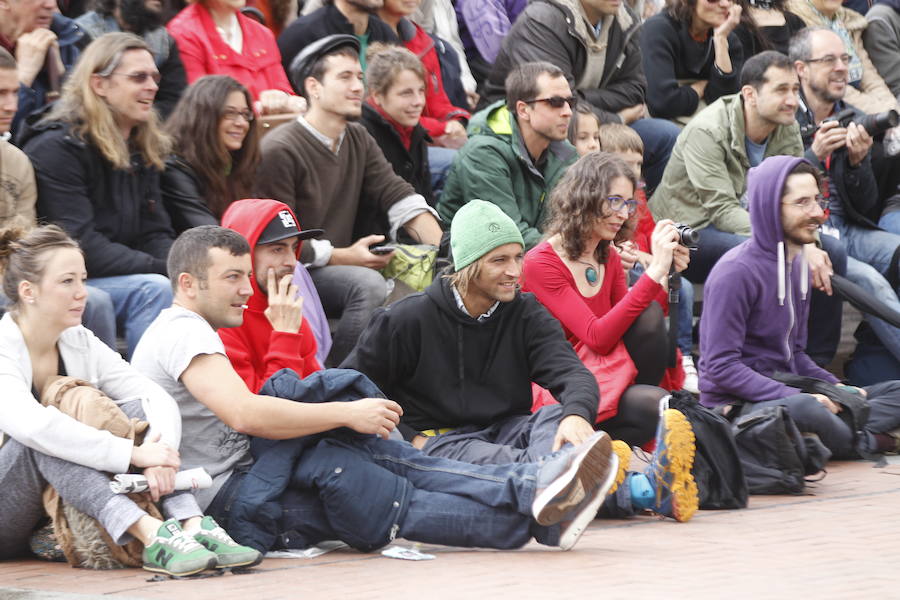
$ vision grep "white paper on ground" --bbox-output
[265,541,348,559]
[381,545,436,561]
[108,467,213,494]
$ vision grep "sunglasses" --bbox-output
[523,95,578,109]
[110,70,162,84]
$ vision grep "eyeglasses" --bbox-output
[222,108,255,123]
[783,194,829,213]
[523,95,578,109]
[805,54,851,68]
[607,195,638,215]
[110,71,162,84]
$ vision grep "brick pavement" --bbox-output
[2,456,898,600]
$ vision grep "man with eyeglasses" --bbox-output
[650,50,847,366]
[791,27,900,375]
[21,33,176,358]
[438,61,578,250]
[481,0,681,193]
[700,155,900,458]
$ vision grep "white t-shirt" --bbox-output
[132,306,252,509]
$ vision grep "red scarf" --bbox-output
[368,99,415,151]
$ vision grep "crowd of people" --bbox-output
[1,0,900,577]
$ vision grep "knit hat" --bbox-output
[450,200,525,271]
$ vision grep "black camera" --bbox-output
[675,223,699,249]
[822,108,899,137]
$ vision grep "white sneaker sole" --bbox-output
[532,432,616,527]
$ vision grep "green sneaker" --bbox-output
[143,519,218,577]
[193,516,263,569]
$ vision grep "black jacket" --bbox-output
[277,4,399,83]
[160,156,218,234]
[483,0,645,123]
[796,95,881,228]
[341,276,599,433]
[359,103,434,205]
[640,12,744,119]
[22,120,175,276]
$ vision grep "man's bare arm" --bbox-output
[180,353,402,439]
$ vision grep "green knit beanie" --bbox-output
[450,200,525,271]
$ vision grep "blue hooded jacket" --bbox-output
[699,155,839,408]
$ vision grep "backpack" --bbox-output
[668,391,748,509]
[732,406,830,494]
[428,33,468,110]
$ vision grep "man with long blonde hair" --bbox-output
[22,32,176,357]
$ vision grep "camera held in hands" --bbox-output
[822,108,899,137]
[674,223,699,249]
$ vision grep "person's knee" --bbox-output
[346,266,388,308]
[629,301,665,338]
[136,274,173,302]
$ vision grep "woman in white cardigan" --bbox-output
[0,225,259,575]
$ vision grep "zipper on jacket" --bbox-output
[784,259,795,362]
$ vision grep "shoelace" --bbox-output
[165,531,205,553]
[204,526,238,547]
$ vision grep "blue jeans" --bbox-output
[427,146,457,200]
[830,214,900,283]
[878,211,900,236]
[845,257,900,360]
[86,273,172,358]
[211,435,557,552]
[629,118,680,193]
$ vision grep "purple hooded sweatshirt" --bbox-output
[699,155,839,408]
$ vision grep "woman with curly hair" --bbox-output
[162,75,261,233]
[522,152,690,447]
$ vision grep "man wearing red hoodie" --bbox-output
[219,199,324,392]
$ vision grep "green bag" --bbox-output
[381,244,439,292]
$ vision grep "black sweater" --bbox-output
[640,12,744,119]
[342,277,599,432]
[22,121,175,276]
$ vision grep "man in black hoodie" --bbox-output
[344,199,702,522]
[343,199,601,463]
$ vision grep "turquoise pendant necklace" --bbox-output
[578,260,600,286]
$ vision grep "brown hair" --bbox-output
[365,43,425,97]
[567,104,601,147]
[544,152,638,264]
[165,75,261,218]
[43,32,171,170]
[505,61,566,113]
[0,224,81,310]
[598,123,644,155]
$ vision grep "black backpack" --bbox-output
[668,392,748,509]
[732,406,830,494]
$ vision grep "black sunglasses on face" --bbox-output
[523,95,578,109]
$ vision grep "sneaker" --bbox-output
[532,432,618,527]
[644,400,699,522]
[681,354,699,395]
[193,516,263,569]
[142,519,218,577]
[608,440,632,495]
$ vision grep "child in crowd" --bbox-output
[598,123,699,394]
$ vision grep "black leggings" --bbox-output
[601,303,669,447]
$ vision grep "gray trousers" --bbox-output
[0,400,200,559]
[743,380,900,459]
[419,405,564,465]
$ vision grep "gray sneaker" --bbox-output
[532,432,618,530]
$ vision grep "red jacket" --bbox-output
[167,4,292,100]
[399,19,469,138]
[220,199,321,392]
